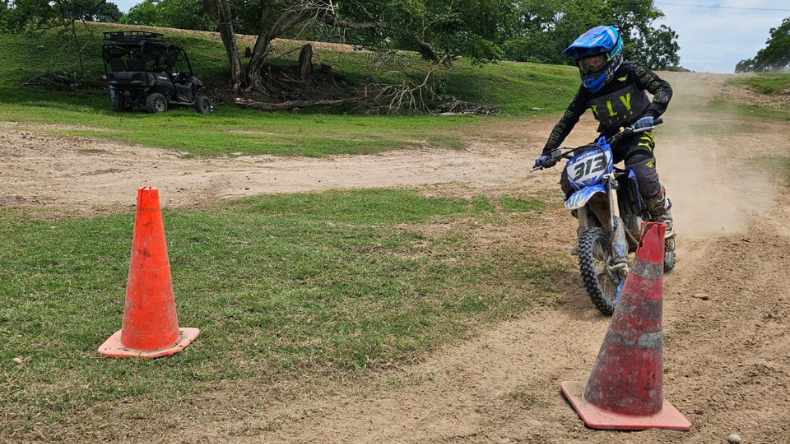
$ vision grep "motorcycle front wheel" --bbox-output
[578,227,625,316]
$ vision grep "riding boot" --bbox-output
[645,187,675,252]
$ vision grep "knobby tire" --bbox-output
[578,227,623,316]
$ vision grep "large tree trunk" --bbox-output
[247,33,273,93]
[297,44,313,81]
[203,0,244,93]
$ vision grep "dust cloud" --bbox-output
[656,72,777,242]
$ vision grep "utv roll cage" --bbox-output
[102,31,212,114]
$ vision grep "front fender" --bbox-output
[564,185,606,211]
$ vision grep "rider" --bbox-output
[534,25,675,255]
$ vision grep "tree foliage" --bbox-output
[736,17,790,73]
[202,0,519,95]
[0,0,122,32]
[503,0,679,70]
[121,0,212,31]
[0,0,122,77]
[69,0,122,22]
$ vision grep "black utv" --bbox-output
[102,31,213,114]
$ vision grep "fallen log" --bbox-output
[234,97,361,111]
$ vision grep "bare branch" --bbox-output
[234,96,362,111]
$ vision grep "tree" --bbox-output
[736,17,790,73]
[202,0,517,96]
[120,0,160,26]
[503,0,680,70]
[69,0,122,22]
[121,0,211,31]
[1,0,122,31]
[1,0,60,32]
[502,0,570,64]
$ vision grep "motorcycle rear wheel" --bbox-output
[578,227,625,316]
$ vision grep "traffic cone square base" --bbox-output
[99,327,200,359]
[98,187,199,359]
[559,223,690,432]
[561,381,690,431]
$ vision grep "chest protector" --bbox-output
[588,82,650,131]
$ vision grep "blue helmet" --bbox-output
[562,26,623,93]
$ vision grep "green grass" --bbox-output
[0,189,569,435]
[727,72,790,94]
[0,103,478,156]
[752,155,790,181]
[708,99,790,122]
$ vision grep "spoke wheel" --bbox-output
[578,227,625,316]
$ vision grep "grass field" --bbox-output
[0,31,578,426]
[0,188,571,434]
[727,71,790,94]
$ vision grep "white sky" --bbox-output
[653,0,789,73]
[112,0,789,74]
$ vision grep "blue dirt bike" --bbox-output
[532,119,675,315]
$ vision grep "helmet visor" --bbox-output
[578,54,608,75]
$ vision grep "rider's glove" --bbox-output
[533,154,557,169]
[633,116,654,130]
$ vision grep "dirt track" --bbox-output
[1,72,789,443]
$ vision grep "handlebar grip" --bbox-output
[654,117,663,126]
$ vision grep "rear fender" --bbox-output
[565,185,606,211]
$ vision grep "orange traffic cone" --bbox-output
[560,222,690,430]
[98,186,199,359]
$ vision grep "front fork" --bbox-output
[577,175,629,275]
[606,175,629,262]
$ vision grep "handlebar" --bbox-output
[530,118,663,172]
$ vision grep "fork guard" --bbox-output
[565,185,607,211]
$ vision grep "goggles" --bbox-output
[578,54,608,74]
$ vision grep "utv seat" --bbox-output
[109,58,126,72]
[127,59,145,71]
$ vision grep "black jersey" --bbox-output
[542,62,672,154]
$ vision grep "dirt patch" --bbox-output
[1,72,789,443]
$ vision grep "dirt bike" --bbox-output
[532,119,675,316]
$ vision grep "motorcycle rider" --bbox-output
[534,25,676,257]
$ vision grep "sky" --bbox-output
[653,0,789,73]
[111,0,789,74]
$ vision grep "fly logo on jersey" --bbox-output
[591,93,633,118]
[589,84,650,128]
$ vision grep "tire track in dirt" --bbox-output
[171,73,790,444]
[2,72,788,443]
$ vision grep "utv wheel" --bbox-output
[112,93,133,112]
[146,93,167,113]
[195,95,213,114]
[111,92,125,112]
[578,227,625,316]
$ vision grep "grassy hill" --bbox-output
[0,24,580,157]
